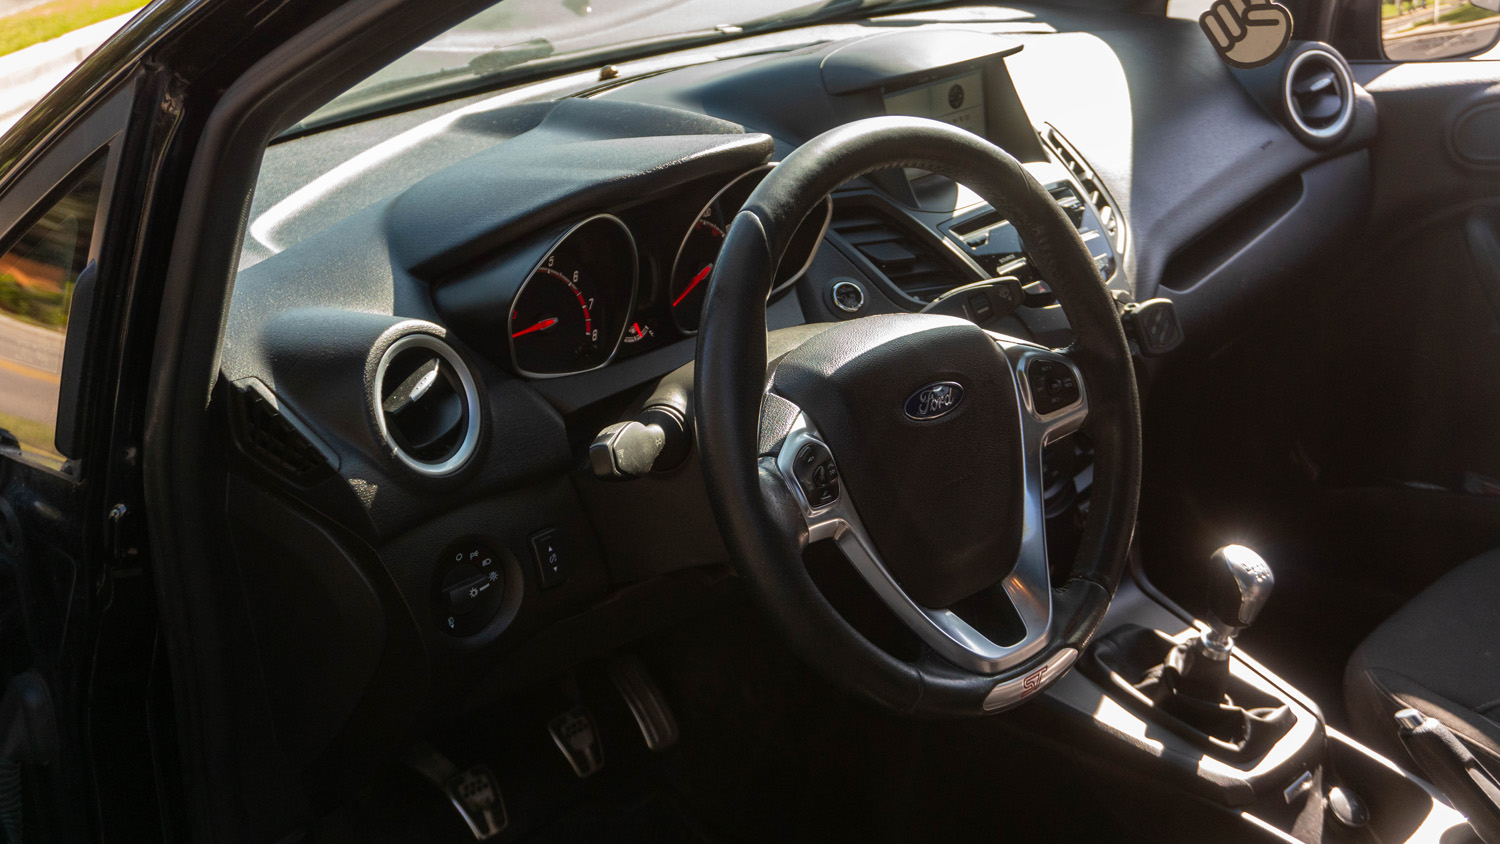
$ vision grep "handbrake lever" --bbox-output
[1397,708,1500,843]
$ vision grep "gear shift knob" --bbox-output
[1199,545,1274,657]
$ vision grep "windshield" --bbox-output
[301,0,913,130]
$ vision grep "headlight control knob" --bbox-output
[435,538,505,636]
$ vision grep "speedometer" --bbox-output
[508,215,637,378]
[668,165,832,334]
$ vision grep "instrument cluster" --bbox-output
[439,164,830,379]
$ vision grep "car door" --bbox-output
[1273,0,1500,579]
[0,74,175,843]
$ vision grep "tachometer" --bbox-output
[508,215,637,378]
[668,165,832,334]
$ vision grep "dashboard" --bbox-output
[221,5,1377,774]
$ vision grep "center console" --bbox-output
[1040,548,1473,843]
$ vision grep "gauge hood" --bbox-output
[386,98,774,277]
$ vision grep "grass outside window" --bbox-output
[0,0,148,58]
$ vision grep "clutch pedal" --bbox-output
[401,742,507,839]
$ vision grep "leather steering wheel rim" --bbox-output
[695,116,1142,716]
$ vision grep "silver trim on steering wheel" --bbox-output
[766,335,1087,676]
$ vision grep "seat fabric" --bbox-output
[1345,547,1500,771]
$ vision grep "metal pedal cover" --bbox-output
[445,766,507,840]
[608,654,680,752]
[548,707,604,777]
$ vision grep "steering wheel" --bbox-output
[694,117,1143,716]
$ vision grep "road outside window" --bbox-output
[1382,0,1500,59]
[0,157,104,470]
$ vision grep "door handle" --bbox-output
[1463,207,1500,324]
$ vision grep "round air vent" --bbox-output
[373,333,480,477]
[1282,48,1354,143]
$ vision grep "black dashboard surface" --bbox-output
[220,2,1377,769]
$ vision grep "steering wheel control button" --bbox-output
[830,279,866,314]
[792,442,841,509]
[1026,359,1079,416]
[530,528,568,589]
[436,540,505,636]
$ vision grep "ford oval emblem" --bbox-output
[905,381,964,421]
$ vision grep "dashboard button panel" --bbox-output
[530,528,568,589]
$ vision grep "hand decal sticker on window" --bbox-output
[1200,0,1293,69]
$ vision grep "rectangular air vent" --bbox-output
[941,184,1091,280]
[228,380,336,483]
[1040,124,1123,253]
[829,202,968,303]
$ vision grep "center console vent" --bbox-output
[829,201,969,302]
[1040,124,1124,253]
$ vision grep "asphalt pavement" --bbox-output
[0,311,63,431]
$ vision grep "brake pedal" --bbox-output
[608,654,680,751]
[400,742,507,839]
[548,707,605,777]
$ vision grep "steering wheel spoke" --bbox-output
[769,407,1054,675]
[995,336,1090,446]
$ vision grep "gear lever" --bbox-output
[1199,545,1275,658]
[1081,543,1292,760]
[1180,545,1275,701]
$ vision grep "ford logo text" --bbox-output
[904,381,964,421]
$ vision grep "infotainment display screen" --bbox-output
[882,71,986,137]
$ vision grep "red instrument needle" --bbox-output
[511,317,558,338]
[672,264,713,308]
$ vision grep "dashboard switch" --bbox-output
[831,279,866,314]
[436,539,505,636]
[1058,194,1087,228]
[530,528,568,589]
[442,564,488,615]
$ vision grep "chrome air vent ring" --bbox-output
[372,332,481,477]
[1282,47,1354,143]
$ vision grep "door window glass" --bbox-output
[0,156,106,470]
